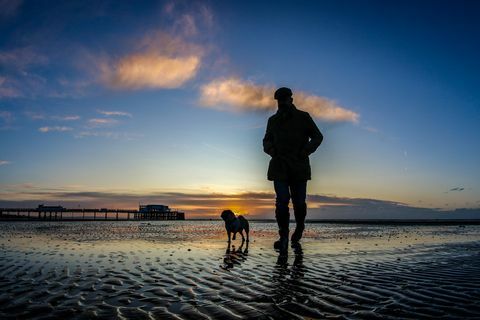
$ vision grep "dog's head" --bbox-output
[221,209,236,222]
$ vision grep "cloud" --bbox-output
[0,160,10,166]
[0,76,21,98]
[87,118,119,126]
[0,46,48,70]
[163,1,214,37]
[1,189,478,220]
[24,111,46,120]
[51,115,81,121]
[362,126,379,133]
[199,77,359,123]
[74,131,143,140]
[449,187,465,192]
[103,54,200,89]
[24,112,80,121]
[38,126,72,133]
[100,31,202,90]
[0,47,49,98]
[97,110,132,117]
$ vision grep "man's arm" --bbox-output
[303,114,323,155]
[263,118,276,156]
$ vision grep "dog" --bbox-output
[220,209,249,243]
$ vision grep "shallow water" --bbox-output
[1,221,480,319]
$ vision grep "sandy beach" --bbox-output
[1,221,480,319]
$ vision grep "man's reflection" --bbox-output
[272,243,307,302]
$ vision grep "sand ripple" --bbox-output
[1,221,480,319]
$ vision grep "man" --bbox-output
[263,87,323,251]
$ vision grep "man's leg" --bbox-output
[291,181,307,243]
[273,180,290,250]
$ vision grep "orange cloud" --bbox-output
[101,32,202,90]
[107,54,199,89]
[200,77,359,123]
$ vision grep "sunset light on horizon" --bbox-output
[1,0,479,219]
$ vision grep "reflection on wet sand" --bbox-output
[1,221,480,319]
[222,239,249,270]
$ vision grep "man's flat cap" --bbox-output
[274,87,292,100]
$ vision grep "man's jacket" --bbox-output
[263,104,323,181]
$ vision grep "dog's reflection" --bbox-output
[221,239,249,270]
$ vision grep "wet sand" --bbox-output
[1,221,480,319]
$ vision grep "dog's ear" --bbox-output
[226,210,235,219]
[221,209,235,220]
[220,210,230,220]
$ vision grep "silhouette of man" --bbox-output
[263,87,323,251]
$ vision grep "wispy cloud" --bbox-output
[199,77,359,123]
[25,111,80,121]
[74,131,143,140]
[38,126,72,133]
[163,1,214,37]
[449,187,465,192]
[87,118,119,126]
[24,111,46,120]
[97,110,132,117]
[0,46,48,69]
[51,115,80,121]
[0,160,11,166]
[362,126,379,133]
[0,76,21,98]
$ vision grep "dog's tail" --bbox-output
[238,215,249,233]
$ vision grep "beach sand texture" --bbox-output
[1,221,480,319]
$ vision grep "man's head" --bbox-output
[274,87,293,107]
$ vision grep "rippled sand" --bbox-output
[1,221,480,319]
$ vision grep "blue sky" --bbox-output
[1,0,479,218]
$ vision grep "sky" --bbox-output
[1,0,479,219]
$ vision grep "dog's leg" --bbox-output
[226,241,231,254]
[240,230,245,241]
[227,231,231,243]
[232,232,236,240]
[239,238,245,251]
[246,230,249,242]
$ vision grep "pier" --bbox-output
[0,204,185,221]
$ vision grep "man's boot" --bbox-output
[274,207,289,252]
[291,203,306,243]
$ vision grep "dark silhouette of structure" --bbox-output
[0,204,185,221]
[137,204,185,220]
[263,87,323,252]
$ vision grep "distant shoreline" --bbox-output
[1,216,480,225]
